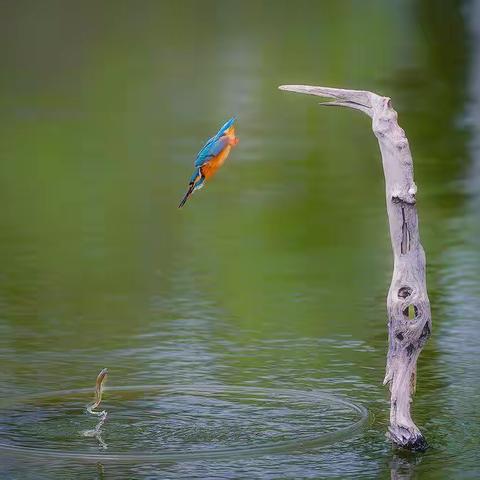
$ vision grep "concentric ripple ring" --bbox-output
[0,385,369,462]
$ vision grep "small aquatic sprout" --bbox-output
[81,368,109,449]
[87,367,108,415]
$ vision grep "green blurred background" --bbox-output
[0,0,479,478]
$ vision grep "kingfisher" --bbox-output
[178,117,239,208]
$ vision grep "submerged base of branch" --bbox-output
[388,428,428,452]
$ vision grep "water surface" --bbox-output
[0,1,479,478]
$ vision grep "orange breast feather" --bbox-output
[201,145,232,180]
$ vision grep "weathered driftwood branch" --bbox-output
[279,85,432,451]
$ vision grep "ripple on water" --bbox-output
[0,385,368,462]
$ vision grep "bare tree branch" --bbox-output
[279,84,431,451]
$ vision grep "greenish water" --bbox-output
[1,1,479,478]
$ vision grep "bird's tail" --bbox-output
[178,183,195,208]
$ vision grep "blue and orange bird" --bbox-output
[178,117,239,208]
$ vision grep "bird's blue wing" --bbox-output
[194,117,236,167]
[194,136,229,167]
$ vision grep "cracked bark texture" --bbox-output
[279,85,432,451]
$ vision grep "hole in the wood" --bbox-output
[403,304,418,320]
[398,287,412,299]
[406,343,415,355]
[396,333,404,341]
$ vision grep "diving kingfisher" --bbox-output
[178,117,239,208]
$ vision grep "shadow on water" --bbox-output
[389,451,424,480]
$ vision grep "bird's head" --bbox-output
[225,125,239,146]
